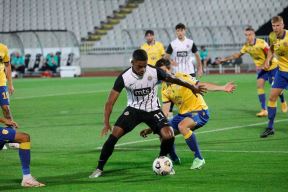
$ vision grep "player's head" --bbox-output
[271,16,284,37]
[155,58,171,72]
[244,26,255,44]
[131,49,148,77]
[145,30,155,44]
[175,23,186,40]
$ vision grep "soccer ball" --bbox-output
[152,156,173,175]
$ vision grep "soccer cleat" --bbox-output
[260,128,275,138]
[190,158,205,170]
[281,102,288,113]
[172,158,181,165]
[21,177,45,187]
[89,169,103,178]
[256,109,268,117]
[8,143,20,149]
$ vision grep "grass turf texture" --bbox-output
[0,74,287,192]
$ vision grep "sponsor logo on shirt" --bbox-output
[177,51,188,57]
[133,87,151,96]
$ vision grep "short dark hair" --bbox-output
[155,58,171,68]
[145,30,154,36]
[132,49,148,61]
[175,23,186,30]
[245,26,255,32]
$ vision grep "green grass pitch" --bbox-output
[0,74,287,191]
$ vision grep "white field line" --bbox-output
[95,118,288,149]
[12,89,110,100]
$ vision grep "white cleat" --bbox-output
[21,177,45,187]
[8,143,20,149]
[2,144,8,150]
[89,169,103,178]
[190,158,205,170]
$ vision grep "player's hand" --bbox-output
[219,58,226,64]
[140,128,152,138]
[4,119,18,129]
[190,84,207,96]
[8,84,14,96]
[263,60,270,70]
[101,124,112,137]
[224,82,236,93]
[171,60,178,66]
[197,69,203,78]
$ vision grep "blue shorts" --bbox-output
[0,127,16,143]
[257,68,278,84]
[0,86,10,106]
[272,70,288,89]
[169,110,210,131]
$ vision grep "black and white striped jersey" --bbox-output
[113,65,168,112]
[166,37,198,74]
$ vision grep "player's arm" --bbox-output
[198,82,236,93]
[5,61,14,95]
[220,53,243,63]
[3,47,14,95]
[192,43,203,77]
[264,45,274,70]
[102,76,124,137]
[0,117,18,128]
[164,44,177,66]
[163,73,206,95]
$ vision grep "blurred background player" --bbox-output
[0,118,45,187]
[165,23,204,118]
[89,50,206,178]
[219,26,287,117]
[140,59,236,169]
[165,23,203,77]
[140,30,165,66]
[0,43,18,150]
[199,46,211,74]
[261,16,288,138]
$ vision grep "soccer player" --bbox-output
[261,16,288,138]
[0,118,45,187]
[0,43,17,150]
[140,30,165,66]
[220,26,287,117]
[140,59,236,169]
[89,49,206,178]
[165,23,203,77]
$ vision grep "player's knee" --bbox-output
[269,95,278,102]
[160,127,174,140]
[21,133,30,142]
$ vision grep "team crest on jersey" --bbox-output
[124,111,129,116]
[148,76,152,81]
[2,129,8,135]
[186,44,190,48]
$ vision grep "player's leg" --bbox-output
[279,90,287,112]
[0,127,45,187]
[269,68,287,113]
[0,86,18,149]
[90,107,141,178]
[261,71,287,138]
[256,78,268,117]
[256,71,268,117]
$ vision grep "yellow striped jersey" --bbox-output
[269,30,288,72]
[161,72,208,114]
[0,43,9,86]
[240,38,278,71]
[141,41,165,66]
